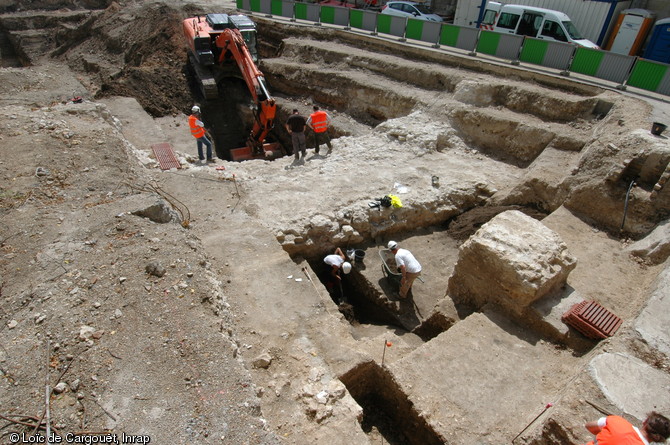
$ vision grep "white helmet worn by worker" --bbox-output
[342,262,352,274]
[191,105,200,114]
[387,241,398,250]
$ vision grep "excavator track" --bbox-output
[188,53,218,100]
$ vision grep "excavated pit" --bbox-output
[5,5,666,442]
[0,28,23,67]
[303,205,546,341]
[0,4,613,167]
[183,20,613,163]
[340,360,445,444]
[307,255,402,328]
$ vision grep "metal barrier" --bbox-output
[627,59,670,96]
[294,2,321,22]
[237,0,252,11]
[259,0,273,15]
[476,31,524,61]
[570,47,636,85]
[237,0,670,97]
[271,0,295,18]
[320,5,350,27]
[439,24,478,52]
[519,38,574,71]
[349,9,377,33]
[376,14,406,38]
[405,18,441,45]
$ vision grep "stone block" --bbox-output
[448,210,576,312]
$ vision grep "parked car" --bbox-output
[480,1,599,48]
[380,1,444,22]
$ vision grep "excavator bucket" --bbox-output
[229,142,283,161]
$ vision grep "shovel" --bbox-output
[338,278,347,304]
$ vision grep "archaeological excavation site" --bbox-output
[1,0,670,443]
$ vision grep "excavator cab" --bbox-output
[184,14,260,66]
[229,15,258,62]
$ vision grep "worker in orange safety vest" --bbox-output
[583,412,670,445]
[188,105,214,164]
[306,105,333,156]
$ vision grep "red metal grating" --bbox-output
[151,143,181,170]
[562,301,622,339]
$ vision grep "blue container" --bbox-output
[644,18,670,63]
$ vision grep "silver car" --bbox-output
[380,1,443,22]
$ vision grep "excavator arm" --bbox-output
[215,28,276,155]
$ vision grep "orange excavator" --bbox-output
[183,14,281,160]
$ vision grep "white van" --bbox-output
[480,2,599,48]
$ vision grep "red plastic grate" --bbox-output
[562,301,622,339]
[151,143,181,170]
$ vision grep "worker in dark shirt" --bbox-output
[285,109,307,163]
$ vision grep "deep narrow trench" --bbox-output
[0,27,23,67]
[306,255,403,328]
[340,361,445,445]
[185,70,287,160]
[201,78,252,159]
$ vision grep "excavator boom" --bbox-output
[183,14,280,160]
[214,28,277,156]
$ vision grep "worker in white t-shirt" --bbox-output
[323,247,352,281]
[387,241,421,298]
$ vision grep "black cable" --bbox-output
[620,179,636,232]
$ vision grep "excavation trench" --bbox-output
[191,22,611,163]
[302,204,548,342]
[340,360,445,445]
[307,255,402,329]
[0,28,24,67]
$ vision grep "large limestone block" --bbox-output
[448,210,577,311]
[590,352,670,421]
[635,264,670,357]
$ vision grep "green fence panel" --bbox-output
[570,48,603,76]
[439,24,459,47]
[249,0,261,12]
[476,31,500,56]
[519,39,548,65]
[295,2,308,20]
[350,9,363,29]
[376,14,392,35]
[237,0,243,9]
[627,60,667,92]
[271,0,283,16]
[321,6,335,24]
[405,18,423,40]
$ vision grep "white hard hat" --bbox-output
[387,241,398,250]
[342,262,352,274]
[191,105,200,113]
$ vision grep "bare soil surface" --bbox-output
[1,1,670,444]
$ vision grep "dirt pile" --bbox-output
[57,3,195,116]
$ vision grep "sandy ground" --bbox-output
[1,1,670,444]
